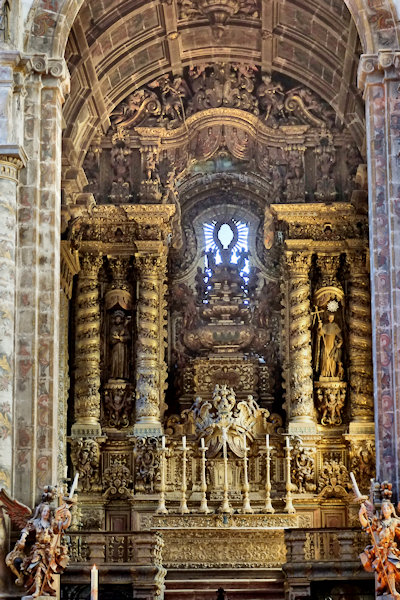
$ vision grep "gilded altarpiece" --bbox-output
[60,63,374,597]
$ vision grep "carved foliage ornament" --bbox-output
[167,384,282,458]
[109,65,334,132]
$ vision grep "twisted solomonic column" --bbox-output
[134,247,168,437]
[72,253,103,437]
[346,251,374,426]
[285,251,315,432]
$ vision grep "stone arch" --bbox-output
[25,0,400,58]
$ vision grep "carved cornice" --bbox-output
[271,202,367,242]
[69,204,176,248]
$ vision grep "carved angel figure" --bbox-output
[359,499,400,598]
[0,486,74,599]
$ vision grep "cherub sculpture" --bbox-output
[0,482,76,598]
[352,476,400,598]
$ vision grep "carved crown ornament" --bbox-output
[166,384,283,458]
[109,64,335,133]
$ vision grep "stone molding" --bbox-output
[0,145,27,181]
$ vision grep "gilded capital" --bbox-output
[135,252,168,277]
[79,253,103,277]
[285,251,311,276]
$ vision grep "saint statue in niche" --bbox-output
[314,311,343,379]
[110,310,131,380]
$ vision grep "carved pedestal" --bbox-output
[314,380,347,426]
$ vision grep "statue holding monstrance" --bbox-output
[0,473,78,599]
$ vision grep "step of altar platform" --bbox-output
[164,569,285,600]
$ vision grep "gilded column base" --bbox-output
[133,421,163,438]
[348,421,375,435]
[71,422,102,438]
[288,420,317,435]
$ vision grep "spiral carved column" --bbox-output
[72,253,103,437]
[346,250,374,426]
[134,245,168,437]
[285,251,315,432]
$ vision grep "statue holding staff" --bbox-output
[351,473,400,599]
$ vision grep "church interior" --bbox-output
[2,0,400,599]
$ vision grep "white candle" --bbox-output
[266,434,270,449]
[64,465,68,479]
[161,435,165,449]
[182,435,186,449]
[222,427,227,442]
[243,434,247,450]
[201,437,205,449]
[286,436,290,448]
[350,471,362,499]
[69,472,79,499]
[91,564,98,600]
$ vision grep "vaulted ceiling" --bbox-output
[62,0,364,168]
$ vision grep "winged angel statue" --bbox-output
[0,484,75,599]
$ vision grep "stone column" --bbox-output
[71,253,103,438]
[358,51,400,489]
[285,250,316,434]
[346,248,374,431]
[134,242,168,437]
[14,56,69,505]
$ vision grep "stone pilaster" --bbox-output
[358,51,400,489]
[285,251,316,434]
[14,56,69,505]
[134,243,168,437]
[346,249,374,430]
[72,253,103,437]
[0,153,24,495]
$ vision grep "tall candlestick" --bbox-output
[219,427,232,514]
[263,436,274,514]
[199,438,211,514]
[241,434,253,514]
[284,436,295,514]
[69,472,79,499]
[180,440,189,514]
[156,440,168,514]
[91,564,98,600]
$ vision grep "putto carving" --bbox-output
[71,438,100,493]
[109,139,132,204]
[315,384,346,426]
